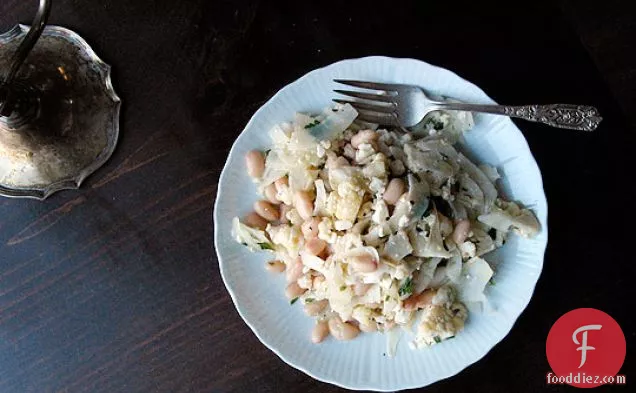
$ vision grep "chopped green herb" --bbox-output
[489,278,496,286]
[241,243,248,246]
[258,242,274,250]
[385,295,390,301]
[433,336,442,344]
[304,120,321,129]
[426,117,445,130]
[447,336,455,340]
[290,297,299,305]
[398,277,414,296]
[305,298,314,303]
[339,285,347,291]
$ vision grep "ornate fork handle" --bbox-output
[437,102,602,131]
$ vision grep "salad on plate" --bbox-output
[232,103,540,350]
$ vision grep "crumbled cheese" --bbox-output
[371,199,389,224]
[369,177,386,195]
[343,143,355,159]
[355,143,376,164]
[335,220,353,231]
[318,217,337,244]
[459,241,477,259]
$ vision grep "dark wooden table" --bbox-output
[1,1,634,392]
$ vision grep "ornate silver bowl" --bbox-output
[0,1,120,199]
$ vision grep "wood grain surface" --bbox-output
[0,1,634,392]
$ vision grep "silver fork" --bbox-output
[333,80,602,131]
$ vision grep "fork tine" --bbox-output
[356,111,399,126]
[333,89,394,103]
[334,79,401,92]
[332,99,396,114]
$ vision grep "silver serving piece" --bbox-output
[0,0,120,199]
[334,80,602,131]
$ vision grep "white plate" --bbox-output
[214,56,548,391]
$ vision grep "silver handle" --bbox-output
[438,102,602,131]
[0,0,52,116]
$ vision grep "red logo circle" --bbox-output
[546,308,626,388]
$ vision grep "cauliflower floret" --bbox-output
[335,182,364,223]
[267,224,304,255]
[414,300,467,346]
[318,217,337,244]
[361,153,388,179]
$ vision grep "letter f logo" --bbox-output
[572,324,602,368]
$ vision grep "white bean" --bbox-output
[304,299,329,316]
[254,200,279,222]
[265,260,285,273]
[350,254,377,273]
[243,212,268,230]
[245,150,265,178]
[328,316,360,341]
[286,258,303,283]
[294,191,314,220]
[301,217,321,239]
[351,130,378,148]
[304,238,327,256]
[285,282,306,300]
[274,177,288,192]
[403,289,436,311]
[264,183,280,204]
[311,321,330,344]
[383,178,406,205]
[452,219,471,245]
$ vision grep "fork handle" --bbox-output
[436,102,602,131]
